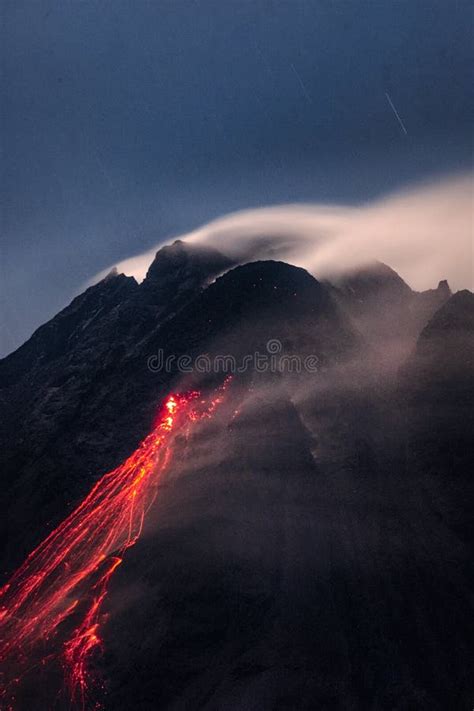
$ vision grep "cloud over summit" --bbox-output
[95,173,473,292]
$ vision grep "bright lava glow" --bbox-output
[0,380,230,710]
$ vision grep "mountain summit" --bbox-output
[142,239,234,303]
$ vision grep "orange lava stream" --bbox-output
[0,381,229,710]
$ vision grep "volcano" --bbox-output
[0,242,472,710]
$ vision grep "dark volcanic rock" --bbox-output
[0,258,354,571]
[0,270,138,386]
[142,239,234,307]
[1,253,472,711]
[144,259,357,367]
[100,376,473,710]
[400,291,474,541]
[402,289,474,408]
[334,260,412,303]
[401,289,474,424]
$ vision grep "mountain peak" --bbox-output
[140,239,234,311]
[104,266,119,280]
[334,260,412,300]
[422,289,474,335]
[144,239,232,283]
[436,279,451,296]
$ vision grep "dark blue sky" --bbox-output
[2,0,472,355]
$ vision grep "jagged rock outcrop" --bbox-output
[141,239,234,308]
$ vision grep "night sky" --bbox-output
[2,0,473,355]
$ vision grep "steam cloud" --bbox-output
[94,173,473,291]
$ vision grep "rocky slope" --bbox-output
[0,245,472,710]
[0,248,355,571]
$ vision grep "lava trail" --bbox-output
[0,381,230,710]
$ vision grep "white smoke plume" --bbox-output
[94,173,473,291]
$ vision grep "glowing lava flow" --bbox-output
[0,381,229,710]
